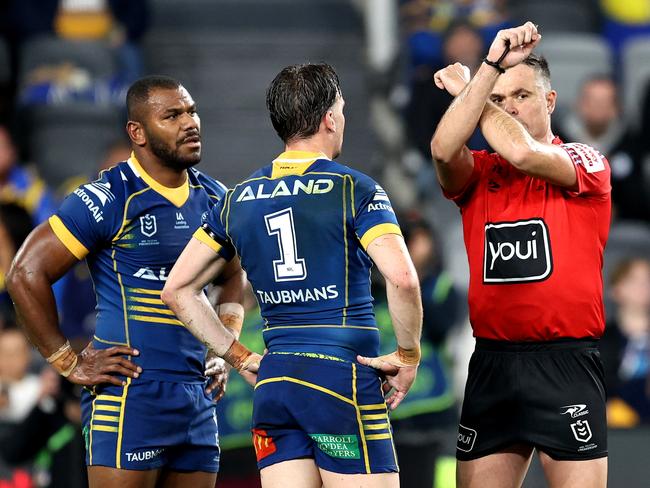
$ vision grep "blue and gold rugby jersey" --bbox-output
[49,154,227,383]
[198,151,401,361]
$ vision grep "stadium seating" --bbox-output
[25,103,123,187]
[622,36,650,129]
[510,0,599,33]
[536,34,612,118]
[18,35,115,89]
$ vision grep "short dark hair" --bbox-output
[266,63,341,143]
[126,75,182,122]
[522,53,551,91]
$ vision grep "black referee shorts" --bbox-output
[456,338,607,461]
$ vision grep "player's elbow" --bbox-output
[5,259,28,297]
[6,256,30,299]
[161,283,181,312]
[391,270,421,295]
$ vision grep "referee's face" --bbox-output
[489,64,556,143]
[142,86,202,170]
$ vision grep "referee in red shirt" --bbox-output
[430,22,610,487]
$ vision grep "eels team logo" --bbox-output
[140,214,157,237]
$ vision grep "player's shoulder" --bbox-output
[75,162,129,208]
[188,167,228,200]
[325,161,385,196]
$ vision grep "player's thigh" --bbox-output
[260,459,321,488]
[456,443,534,488]
[88,465,160,488]
[538,451,607,488]
[320,469,399,488]
[156,469,217,488]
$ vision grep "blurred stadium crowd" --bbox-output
[0,0,647,487]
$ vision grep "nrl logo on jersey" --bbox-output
[236,179,334,202]
[140,214,157,237]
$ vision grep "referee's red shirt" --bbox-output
[446,137,611,341]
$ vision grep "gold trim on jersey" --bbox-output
[129,153,189,208]
[359,223,402,250]
[93,335,129,347]
[342,175,349,325]
[193,227,223,254]
[48,215,89,259]
[270,151,327,179]
[116,379,131,468]
[126,287,161,296]
[255,376,354,406]
[129,315,184,326]
[352,363,371,473]
[112,187,150,243]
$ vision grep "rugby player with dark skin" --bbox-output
[7,83,243,488]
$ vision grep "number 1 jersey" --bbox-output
[197,151,402,361]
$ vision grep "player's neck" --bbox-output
[285,138,333,160]
[133,150,187,188]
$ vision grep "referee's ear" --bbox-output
[126,120,146,147]
[546,90,557,115]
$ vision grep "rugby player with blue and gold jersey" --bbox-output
[163,64,423,487]
[7,76,244,488]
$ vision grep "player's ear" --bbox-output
[323,109,336,133]
[546,90,557,115]
[126,121,146,147]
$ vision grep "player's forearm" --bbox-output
[163,286,237,356]
[385,279,423,352]
[215,260,247,339]
[6,264,66,357]
[431,63,499,164]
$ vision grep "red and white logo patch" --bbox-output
[252,429,277,461]
[561,143,605,173]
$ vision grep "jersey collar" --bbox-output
[270,151,328,179]
[128,152,189,207]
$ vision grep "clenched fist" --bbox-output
[433,62,471,97]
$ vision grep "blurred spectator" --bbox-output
[601,258,650,427]
[0,366,87,488]
[0,328,41,423]
[401,0,510,70]
[557,75,650,222]
[374,211,460,488]
[405,20,489,200]
[0,126,57,225]
[0,203,34,329]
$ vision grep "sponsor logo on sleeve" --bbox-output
[457,424,477,452]
[73,181,114,222]
[483,219,553,284]
[562,143,606,173]
[367,185,395,212]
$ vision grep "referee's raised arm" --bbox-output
[430,22,541,195]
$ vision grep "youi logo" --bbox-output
[483,219,553,284]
